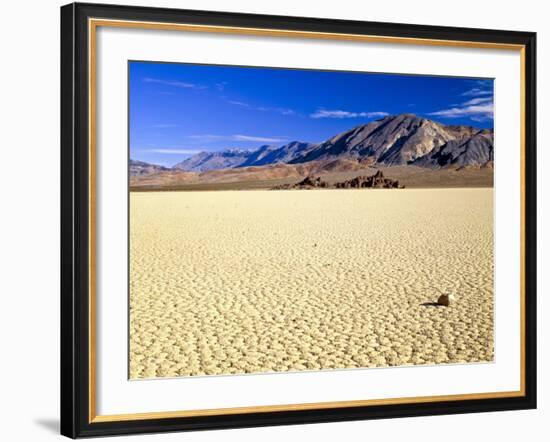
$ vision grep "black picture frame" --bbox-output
[61,2,537,438]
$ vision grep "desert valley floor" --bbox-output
[129,188,494,379]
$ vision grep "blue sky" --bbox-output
[129,61,494,166]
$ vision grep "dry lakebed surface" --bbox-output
[129,188,494,379]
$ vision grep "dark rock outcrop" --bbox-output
[334,170,402,189]
[273,170,402,190]
[272,175,329,190]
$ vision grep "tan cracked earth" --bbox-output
[129,188,494,379]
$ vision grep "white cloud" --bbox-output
[147,148,203,155]
[257,106,295,116]
[143,77,207,90]
[470,115,490,122]
[188,134,287,143]
[310,109,389,119]
[432,88,494,120]
[428,102,494,119]
[151,123,181,128]
[233,135,287,142]
[462,96,493,106]
[277,108,295,116]
[227,100,250,107]
[461,87,493,97]
[224,98,296,116]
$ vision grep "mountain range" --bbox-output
[133,114,494,175]
[172,141,315,172]
[130,159,170,175]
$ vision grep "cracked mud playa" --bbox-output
[129,188,494,379]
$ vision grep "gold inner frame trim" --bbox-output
[88,17,527,424]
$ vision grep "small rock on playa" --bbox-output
[437,294,456,307]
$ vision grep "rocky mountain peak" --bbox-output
[154,114,494,174]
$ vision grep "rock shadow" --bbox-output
[420,301,444,308]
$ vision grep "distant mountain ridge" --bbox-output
[133,114,493,175]
[288,114,492,168]
[130,159,170,176]
[238,142,315,168]
[172,148,252,172]
[172,141,315,172]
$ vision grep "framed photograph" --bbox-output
[60,2,537,438]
